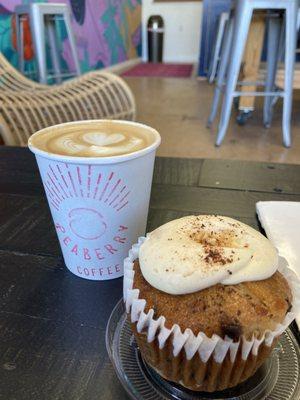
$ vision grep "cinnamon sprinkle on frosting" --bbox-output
[138,215,278,295]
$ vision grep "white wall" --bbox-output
[142,0,203,63]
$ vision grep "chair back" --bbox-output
[0,52,44,92]
[0,53,136,147]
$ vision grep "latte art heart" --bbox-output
[51,131,144,156]
[82,132,125,146]
[88,137,143,156]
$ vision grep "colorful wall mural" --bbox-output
[0,0,141,77]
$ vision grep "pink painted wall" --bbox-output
[0,0,141,74]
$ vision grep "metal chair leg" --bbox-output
[15,14,25,73]
[208,12,229,83]
[207,16,233,128]
[30,5,47,84]
[45,17,62,84]
[63,9,81,76]
[282,2,297,148]
[215,3,253,146]
[263,16,281,128]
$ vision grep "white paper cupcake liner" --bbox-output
[123,237,300,364]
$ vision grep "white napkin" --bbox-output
[256,201,300,326]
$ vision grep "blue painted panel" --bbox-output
[198,0,232,76]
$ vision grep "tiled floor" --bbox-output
[124,77,300,164]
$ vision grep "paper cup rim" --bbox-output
[28,119,161,165]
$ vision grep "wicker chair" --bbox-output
[0,53,136,146]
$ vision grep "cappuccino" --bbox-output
[28,120,161,280]
[29,120,156,157]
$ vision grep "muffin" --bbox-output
[123,215,300,392]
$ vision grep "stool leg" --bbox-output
[208,13,229,83]
[20,17,25,74]
[30,5,47,84]
[277,22,285,63]
[216,3,253,146]
[269,20,286,111]
[263,16,281,128]
[63,10,81,76]
[46,17,62,84]
[207,16,233,128]
[16,14,25,73]
[282,2,297,148]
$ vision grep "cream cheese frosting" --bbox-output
[139,215,278,295]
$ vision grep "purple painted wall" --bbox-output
[0,0,141,74]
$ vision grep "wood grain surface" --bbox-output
[0,147,299,399]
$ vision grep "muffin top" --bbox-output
[139,215,278,294]
[133,260,292,339]
[132,215,292,340]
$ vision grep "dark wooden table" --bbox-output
[1,147,300,400]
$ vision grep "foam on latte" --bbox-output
[30,121,155,157]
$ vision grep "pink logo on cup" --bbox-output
[43,163,130,213]
[41,162,133,279]
[69,208,107,240]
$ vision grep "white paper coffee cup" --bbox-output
[28,120,161,280]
